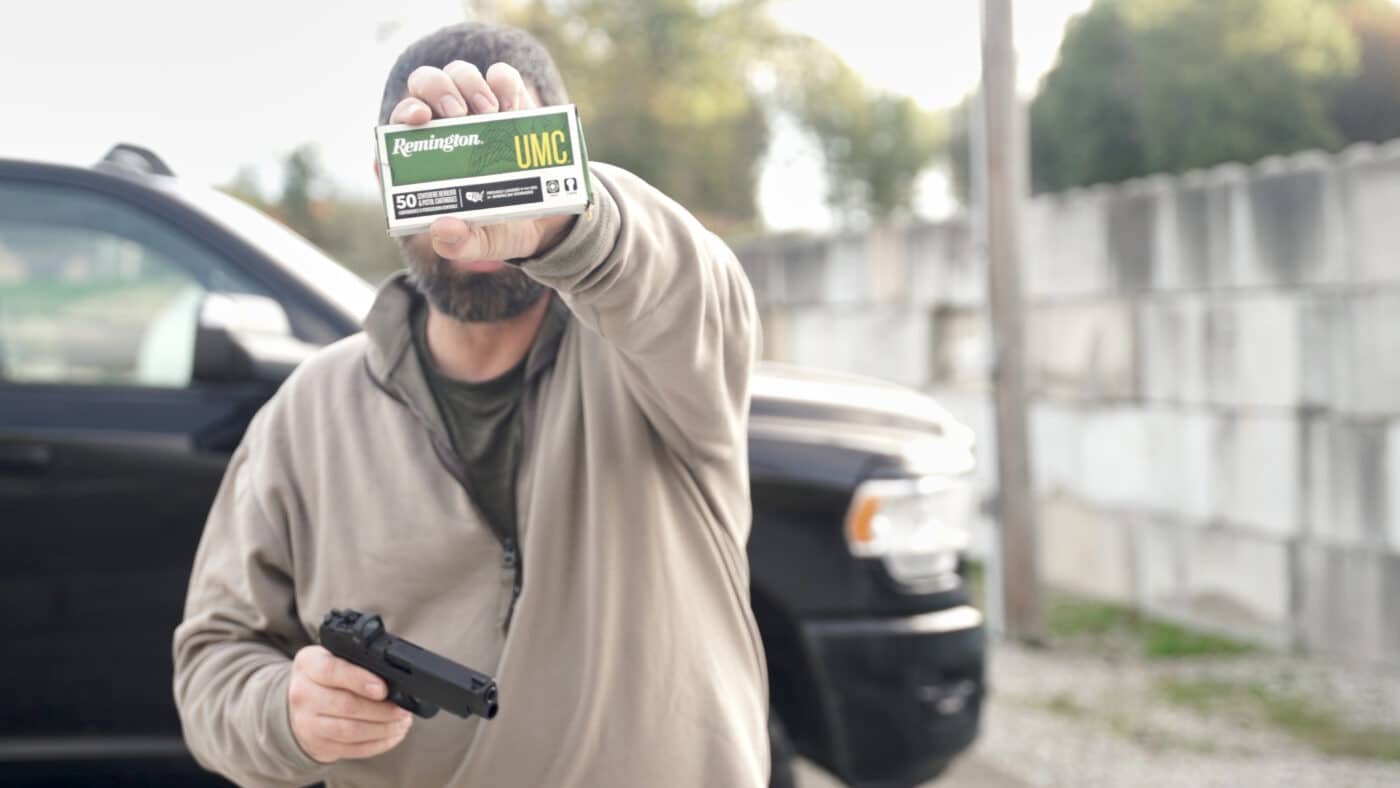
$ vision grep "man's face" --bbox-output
[391,79,549,324]
[397,232,546,323]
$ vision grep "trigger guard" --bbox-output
[388,688,439,719]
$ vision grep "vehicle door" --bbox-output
[0,176,290,759]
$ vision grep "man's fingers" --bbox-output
[444,60,498,115]
[313,713,413,745]
[486,62,531,111]
[389,96,432,126]
[429,217,484,259]
[407,65,469,118]
[319,686,412,723]
[297,646,388,700]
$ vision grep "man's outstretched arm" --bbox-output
[398,61,760,465]
[513,163,760,466]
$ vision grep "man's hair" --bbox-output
[378,22,569,124]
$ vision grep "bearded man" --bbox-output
[173,21,768,788]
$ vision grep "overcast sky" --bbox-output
[2,1,1094,229]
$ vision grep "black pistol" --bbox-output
[318,608,499,720]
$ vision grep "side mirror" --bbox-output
[192,293,319,384]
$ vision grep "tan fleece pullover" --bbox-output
[172,163,768,787]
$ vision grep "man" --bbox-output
[172,21,768,787]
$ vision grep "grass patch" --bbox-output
[1036,691,1087,718]
[1018,691,1221,755]
[1046,594,1255,659]
[963,569,1253,659]
[1159,678,1400,762]
[961,559,986,609]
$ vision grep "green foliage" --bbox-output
[494,0,945,228]
[1328,0,1400,144]
[219,149,402,283]
[1030,0,1388,192]
[769,38,947,223]
[1159,678,1400,761]
[1046,593,1256,659]
[497,0,774,233]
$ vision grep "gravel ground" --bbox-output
[975,640,1400,788]
[800,639,1400,788]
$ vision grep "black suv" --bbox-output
[0,146,985,788]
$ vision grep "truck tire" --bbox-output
[769,710,798,788]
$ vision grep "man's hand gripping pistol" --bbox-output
[319,609,499,720]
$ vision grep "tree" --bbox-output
[494,0,774,233]
[1326,0,1400,144]
[769,38,947,225]
[1029,2,1147,192]
[279,145,328,249]
[488,0,946,230]
[1030,0,1361,192]
[221,147,402,283]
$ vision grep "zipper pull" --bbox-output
[502,540,518,569]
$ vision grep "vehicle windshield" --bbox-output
[159,179,376,323]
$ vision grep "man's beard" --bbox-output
[401,246,547,323]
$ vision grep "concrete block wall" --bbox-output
[735,139,1400,666]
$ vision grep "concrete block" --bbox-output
[1146,176,1191,291]
[864,224,910,305]
[1385,421,1400,552]
[1140,408,1217,522]
[931,306,989,386]
[1029,403,1083,499]
[1306,417,1388,548]
[1341,150,1400,285]
[906,222,985,308]
[736,244,778,306]
[1183,527,1291,640]
[757,307,793,363]
[1030,405,1152,509]
[1301,293,1348,410]
[1297,543,1400,666]
[1346,292,1400,415]
[1104,187,1158,293]
[1026,301,1136,399]
[1173,171,1235,288]
[1212,414,1300,537]
[1241,164,1346,286]
[788,307,931,389]
[822,234,867,306]
[1022,189,1113,299]
[773,240,829,306]
[1305,291,1400,415]
[1138,295,1208,404]
[1204,295,1303,409]
[1038,494,1134,602]
[1131,515,1187,614]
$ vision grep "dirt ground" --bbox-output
[799,637,1400,788]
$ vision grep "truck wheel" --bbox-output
[769,710,797,788]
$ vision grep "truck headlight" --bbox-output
[845,476,974,592]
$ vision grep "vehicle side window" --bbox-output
[0,181,265,388]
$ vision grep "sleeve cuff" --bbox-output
[263,663,336,780]
[517,166,622,283]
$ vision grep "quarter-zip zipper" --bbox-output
[366,359,524,632]
[426,429,523,633]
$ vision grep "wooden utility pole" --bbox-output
[981,0,1043,641]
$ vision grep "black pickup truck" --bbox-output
[0,146,985,788]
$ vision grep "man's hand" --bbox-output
[389,61,576,264]
[288,645,413,764]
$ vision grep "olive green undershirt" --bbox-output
[412,303,527,543]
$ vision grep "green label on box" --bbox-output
[384,112,574,186]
